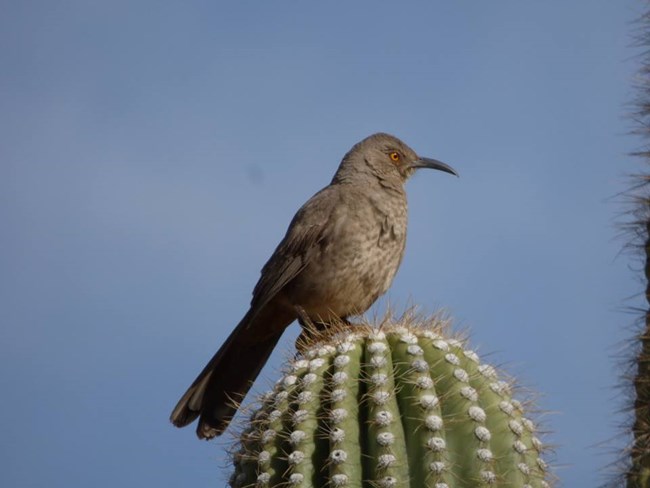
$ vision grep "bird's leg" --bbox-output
[294,307,355,354]
[295,306,314,329]
[294,306,317,354]
[294,306,337,353]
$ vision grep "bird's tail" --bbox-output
[170,308,291,439]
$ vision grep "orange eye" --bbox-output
[389,152,400,162]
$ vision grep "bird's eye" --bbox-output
[389,152,400,162]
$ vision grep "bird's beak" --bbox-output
[410,158,459,177]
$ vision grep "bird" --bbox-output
[170,132,458,439]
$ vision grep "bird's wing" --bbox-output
[250,185,340,313]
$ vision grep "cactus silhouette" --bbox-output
[229,317,552,487]
[622,9,650,488]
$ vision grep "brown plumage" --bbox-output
[170,133,457,439]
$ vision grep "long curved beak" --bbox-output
[410,157,459,177]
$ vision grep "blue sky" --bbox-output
[0,1,642,486]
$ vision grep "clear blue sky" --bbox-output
[0,1,642,486]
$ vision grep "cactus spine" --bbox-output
[230,318,552,487]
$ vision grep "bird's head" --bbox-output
[333,133,458,187]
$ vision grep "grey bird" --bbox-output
[170,133,458,439]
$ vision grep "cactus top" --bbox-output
[230,318,553,488]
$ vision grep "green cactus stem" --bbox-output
[230,317,552,487]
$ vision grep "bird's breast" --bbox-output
[287,192,407,320]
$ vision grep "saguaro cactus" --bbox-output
[229,317,552,487]
[623,9,650,488]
